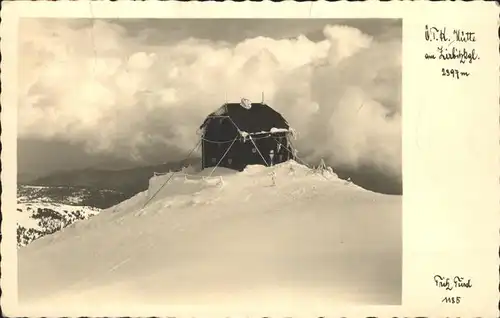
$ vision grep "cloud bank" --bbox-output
[19,19,401,184]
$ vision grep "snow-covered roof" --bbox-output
[239,127,291,137]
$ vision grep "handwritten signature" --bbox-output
[434,275,472,291]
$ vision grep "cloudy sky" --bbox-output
[18,18,401,191]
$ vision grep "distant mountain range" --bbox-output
[20,158,201,208]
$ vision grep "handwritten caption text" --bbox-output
[423,25,480,79]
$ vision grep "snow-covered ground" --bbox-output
[17,185,101,247]
[18,161,402,314]
[18,185,94,204]
[17,202,100,247]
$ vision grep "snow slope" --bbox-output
[17,202,100,247]
[18,161,402,315]
[17,185,101,247]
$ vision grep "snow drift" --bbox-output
[17,161,401,315]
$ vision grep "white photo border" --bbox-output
[1,1,498,317]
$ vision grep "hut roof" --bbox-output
[200,101,290,133]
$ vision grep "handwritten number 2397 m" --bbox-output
[441,68,469,79]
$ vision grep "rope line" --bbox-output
[145,117,308,210]
[201,133,277,144]
[273,137,313,169]
[154,170,222,180]
[272,137,309,168]
[272,137,332,180]
[201,137,236,144]
[203,115,286,170]
[207,136,239,178]
[240,133,286,141]
[142,140,201,209]
[202,114,291,143]
[185,173,220,180]
[208,115,231,118]
[248,135,270,166]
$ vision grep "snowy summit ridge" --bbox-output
[18,160,402,313]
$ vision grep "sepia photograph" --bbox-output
[1,0,498,316]
[15,17,403,310]
[15,16,404,309]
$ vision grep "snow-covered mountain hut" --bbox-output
[199,98,296,171]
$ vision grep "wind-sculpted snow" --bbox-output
[18,161,402,315]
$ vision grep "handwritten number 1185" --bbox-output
[442,296,461,304]
[442,68,470,79]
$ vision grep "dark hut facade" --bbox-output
[199,99,295,171]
